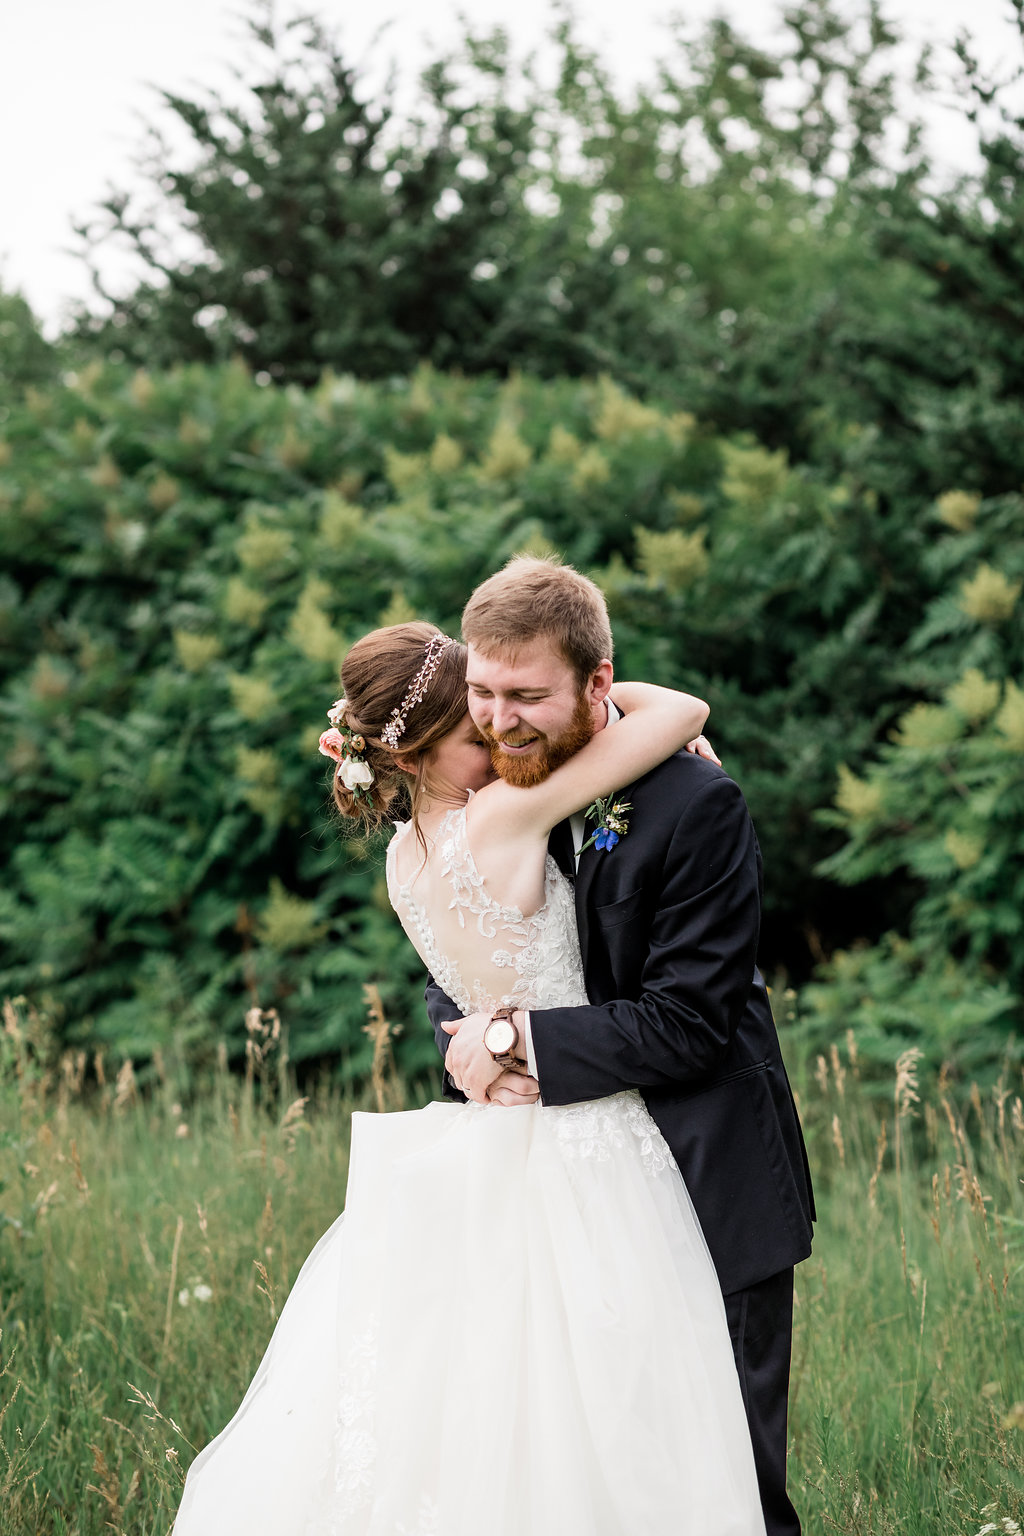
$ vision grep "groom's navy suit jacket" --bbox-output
[425,751,814,1298]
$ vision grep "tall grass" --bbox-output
[2,995,1022,1534]
[788,1021,1024,1533]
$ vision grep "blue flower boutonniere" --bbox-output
[580,796,632,853]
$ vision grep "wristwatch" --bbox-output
[483,1005,526,1070]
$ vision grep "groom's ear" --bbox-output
[584,660,613,706]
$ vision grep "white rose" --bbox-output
[338,758,374,791]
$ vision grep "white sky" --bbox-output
[0,0,1020,334]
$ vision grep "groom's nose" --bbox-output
[490,696,520,736]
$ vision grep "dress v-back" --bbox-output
[173,807,766,1536]
[385,801,590,1015]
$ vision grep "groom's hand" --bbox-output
[445,1012,505,1102]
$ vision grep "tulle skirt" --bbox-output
[174,1094,765,1535]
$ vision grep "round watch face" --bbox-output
[485,1018,516,1055]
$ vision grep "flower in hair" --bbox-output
[319,700,376,803]
[380,634,454,749]
[337,756,374,792]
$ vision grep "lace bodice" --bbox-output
[384,803,678,1185]
[385,805,588,1016]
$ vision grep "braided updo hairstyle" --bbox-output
[329,622,468,834]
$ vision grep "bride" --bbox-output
[173,621,766,1536]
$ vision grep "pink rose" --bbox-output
[318,728,347,763]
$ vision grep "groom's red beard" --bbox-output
[482,689,596,788]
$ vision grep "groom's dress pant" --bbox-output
[724,1267,801,1536]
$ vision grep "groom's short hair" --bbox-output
[462,555,613,686]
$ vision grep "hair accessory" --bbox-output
[380,634,455,749]
[319,698,376,801]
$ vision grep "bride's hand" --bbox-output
[685,733,721,765]
[487,1070,541,1107]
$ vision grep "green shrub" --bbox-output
[2,359,1021,1072]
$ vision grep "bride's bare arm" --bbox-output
[472,682,708,844]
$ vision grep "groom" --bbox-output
[427,556,814,1535]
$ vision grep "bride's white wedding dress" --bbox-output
[174,807,766,1535]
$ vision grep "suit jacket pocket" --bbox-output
[594,888,647,929]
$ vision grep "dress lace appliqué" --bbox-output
[549,1092,678,1177]
[386,805,588,1016]
[317,1317,379,1532]
[385,806,673,1178]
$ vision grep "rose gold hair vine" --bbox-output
[380,634,455,749]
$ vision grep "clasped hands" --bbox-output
[445,1011,540,1107]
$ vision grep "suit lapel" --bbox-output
[548,818,576,884]
[573,838,602,974]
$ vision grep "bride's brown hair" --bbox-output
[329,622,468,834]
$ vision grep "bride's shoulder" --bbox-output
[385,818,413,870]
[385,822,422,905]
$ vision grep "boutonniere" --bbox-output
[580,795,632,853]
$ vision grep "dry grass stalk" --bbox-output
[138,1229,157,1272]
[831,1113,846,1167]
[86,1443,122,1527]
[34,1178,59,1218]
[362,983,405,1114]
[162,1215,185,1352]
[815,1053,829,1096]
[253,1258,277,1319]
[954,1163,990,1227]
[931,1171,943,1242]
[87,1443,139,1528]
[244,1006,281,1074]
[259,1191,274,1246]
[867,1119,887,1209]
[114,1058,137,1111]
[2,997,21,1041]
[894,1047,922,1122]
[893,1048,922,1236]
[279,1095,310,1153]
[829,1043,846,1098]
[126,1382,194,1452]
[67,1049,87,1096]
[68,1138,90,1198]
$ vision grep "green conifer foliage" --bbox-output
[2,359,1021,1077]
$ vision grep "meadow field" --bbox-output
[2,994,1022,1536]
[3,6,1023,1531]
